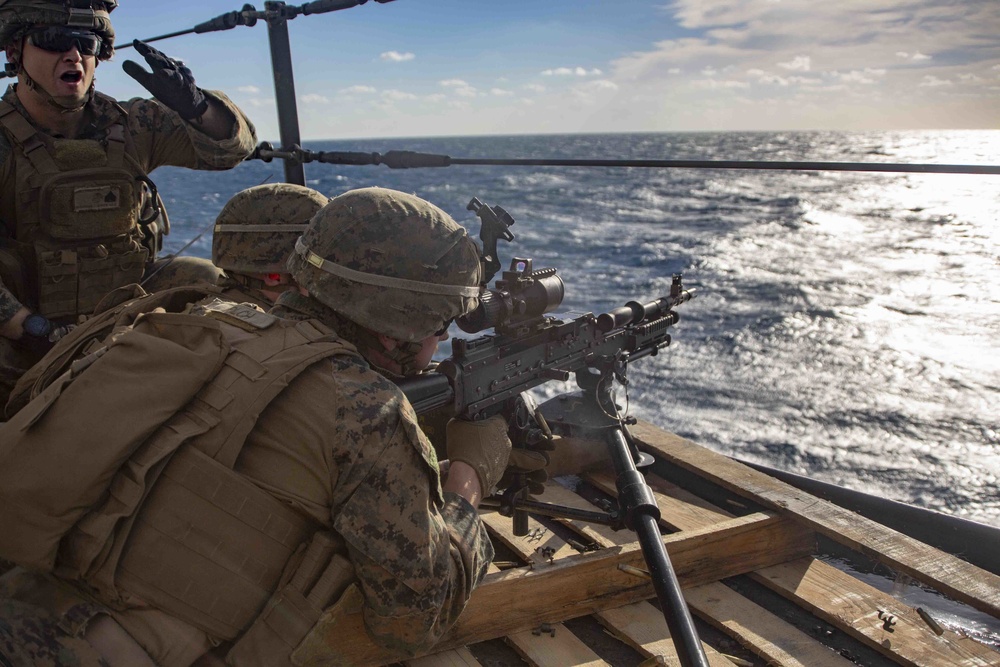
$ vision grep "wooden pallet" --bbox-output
[315,422,1000,666]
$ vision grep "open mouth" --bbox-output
[60,71,83,84]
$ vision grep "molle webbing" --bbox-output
[96,314,354,641]
[45,310,360,640]
[0,95,154,318]
[0,100,59,174]
[0,99,127,177]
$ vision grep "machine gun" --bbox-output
[397,198,709,667]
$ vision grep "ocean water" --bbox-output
[154,130,1000,528]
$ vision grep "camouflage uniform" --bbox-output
[0,570,111,667]
[0,189,498,665]
[0,86,256,411]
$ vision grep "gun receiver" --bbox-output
[401,271,694,420]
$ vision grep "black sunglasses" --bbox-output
[26,26,103,57]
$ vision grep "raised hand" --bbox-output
[123,40,208,121]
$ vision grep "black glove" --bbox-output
[123,40,209,121]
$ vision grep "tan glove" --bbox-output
[499,449,549,495]
[446,416,512,494]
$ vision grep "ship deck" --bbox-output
[319,422,1000,666]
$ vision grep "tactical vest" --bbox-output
[0,93,165,319]
[0,287,359,653]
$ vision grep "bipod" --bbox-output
[493,363,711,667]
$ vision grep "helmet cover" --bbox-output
[0,0,116,59]
[288,187,482,342]
[213,183,329,274]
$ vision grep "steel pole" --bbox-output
[265,1,306,185]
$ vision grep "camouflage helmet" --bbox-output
[0,0,116,60]
[213,183,329,275]
[288,187,482,342]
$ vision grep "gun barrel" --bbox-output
[597,288,695,333]
[596,301,644,332]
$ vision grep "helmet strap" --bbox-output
[374,338,426,377]
[230,272,267,292]
[321,308,426,376]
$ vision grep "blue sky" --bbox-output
[85,0,1000,140]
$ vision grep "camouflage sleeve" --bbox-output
[123,91,257,172]
[0,286,22,324]
[331,379,493,658]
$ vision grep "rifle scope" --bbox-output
[457,258,564,334]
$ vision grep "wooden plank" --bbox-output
[685,582,856,667]
[631,420,1000,618]
[481,508,579,566]
[595,601,735,667]
[406,646,483,667]
[479,510,606,665]
[483,488,733,667]
[506,628,609,667]
[546,481,852,666]
[586,469,734,532]
[752,557,1000,667]
[314,512,814,665]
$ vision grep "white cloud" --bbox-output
[524,83,546,93]
[692,79,750,90]
[300,93,329,104]
[919,75,953,87]
[381,89,418,101]
[490,88,514,97]
[836,69,886,85]
[580,80,619,92]
[339,85,376,94]
[570,79,621,103]
[747,69,822,86]
[541,67,603,77]
[380,51,415,62]
[778,56,811,72]
[895,51,932,61]
[440,79,478,97]
[237,85,260,94]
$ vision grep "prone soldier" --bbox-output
[0,187,510,665]
[0,0,257,408]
